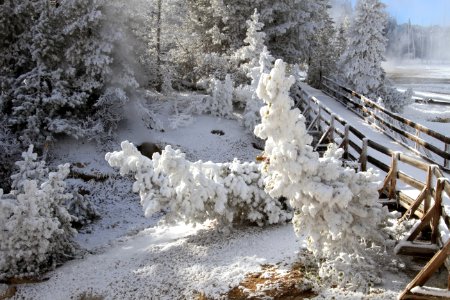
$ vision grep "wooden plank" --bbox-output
[367,155,390,173]
[348,139,362,154]
[401,188,429,223]
[349,126,365,140]
[407,205,437,242]
[398,171,426,190]
[398,153,430,171]
[367,139,394,156]
[403,286,450,300]
[398,192,424,218]
[398,240,450,299]
[395,241,439,257]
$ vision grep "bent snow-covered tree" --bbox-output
[106,142,291,227]
[254,59,390,289]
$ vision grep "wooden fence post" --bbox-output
[329,114,336,142]
[379,151,399,200]
[342,125,350,160]
[445,143,449,169]
[415,129,421,151]
[424,165,433,214]
[431,178,445,244]
[360,138,368,172]
[317,106,322,131]
[389,152,399,199]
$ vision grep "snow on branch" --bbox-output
[254,59,390,290]
[106,141,291,227]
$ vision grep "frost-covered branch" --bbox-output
[254,59,390,289]
[106,141,291,227]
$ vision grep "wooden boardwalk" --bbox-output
[293,81,450,299]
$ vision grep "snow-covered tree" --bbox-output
[338,0,388,97]
[335,16,350,60]
[381,86,414,113]
[254,59,390,289]
[242,47,274,133]
[0,148,76,279]
[207,74,234,118]
[0,118,20,191]
[306,2,337,87]
[106,141,292,228]
[233,9,266,81]
[10,145,48,191]
[1,0,147,147]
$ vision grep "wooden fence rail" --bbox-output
[293,84,450,299]
[321,77,450,171]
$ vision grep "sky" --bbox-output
[351,0,450,26]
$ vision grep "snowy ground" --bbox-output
[9,93,444,299]
[384,60,450,104]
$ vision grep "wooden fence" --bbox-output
[294,84,450,299]
[321,77,450,172]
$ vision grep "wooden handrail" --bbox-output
[323,77,450,171]
[294,82,450,224]
[323,76,450,144]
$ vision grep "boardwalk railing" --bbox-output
[321,77,450,172]
[294,83,450,299]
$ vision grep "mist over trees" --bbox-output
[386,19,450,61]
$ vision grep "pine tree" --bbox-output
[335,17,350,60]
[234,9,266,80]
[0,149,76,279]
[306,1,337,87]
[338,0,388,97]
[1,0,144,147]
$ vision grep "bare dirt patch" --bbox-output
[219,263,318,300]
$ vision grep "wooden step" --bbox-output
[395,240,439,257]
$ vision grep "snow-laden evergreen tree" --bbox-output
[60,0,140,134]
[0,119,20,192]
[261,0,305,63]
[335,16,350,60]
[254,59,390,289]
[381,86,414,113]
[207,74,234,118]
[306,2,337,87]
[242,47,274,133]
[0,1,39,106]
[1,0,147,148]
[234,9,266,78]
[10,145,48,191]
[231,10,274,132]
[0,148,76,279]
[106,141,292,227]
[338,0,388,97]
[182,0,331,82]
